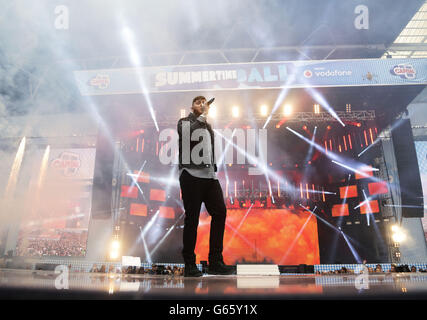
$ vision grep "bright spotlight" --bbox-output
[110,250,119,260]
[232,106,240,118]
[391,224,406,243]
[392,231,406,243]
[110,249,119,258]
[391,225,399,232]
[109,238,121,259]
[283,104,293,116]
[111,240,120,250]
[260,105,268,116]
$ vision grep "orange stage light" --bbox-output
[150,189,166,202]
[121,185,138,198]
[159,206,175,219]
[130,203,147,216]
[332,204,349,217]
[339,185,358,198]
[359,200,380,214]
[355,166,374,180]
[368,181,389,195]
[133,171,150,183]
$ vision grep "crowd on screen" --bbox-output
[15,233,87,257]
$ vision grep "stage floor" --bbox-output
[1,269,427,300]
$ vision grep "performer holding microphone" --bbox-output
[177,96,234,277]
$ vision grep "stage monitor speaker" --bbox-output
[236,264,280,276]
[391,118,424,218]
[278,265,299,274]
[91,130,114,219]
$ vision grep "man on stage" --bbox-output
[177,96,234,277]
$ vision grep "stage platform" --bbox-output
[1,268,427,300]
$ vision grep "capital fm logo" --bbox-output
[88,74,110,89]
[51,152,81,177]
[391,64,416,80]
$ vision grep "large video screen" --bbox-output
[196,208,319,265]
[15,148,96,257]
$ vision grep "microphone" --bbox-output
[207,98,215,105]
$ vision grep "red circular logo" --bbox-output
[304,70,312,78]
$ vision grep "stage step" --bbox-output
[236,264,280,276]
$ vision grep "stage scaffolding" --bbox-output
[129,110,376,129]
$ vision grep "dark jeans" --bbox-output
[179,170,227,265]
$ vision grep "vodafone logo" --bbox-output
[303,70,313,78]
[303,68,352,78]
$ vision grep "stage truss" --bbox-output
[130,110,376,129]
